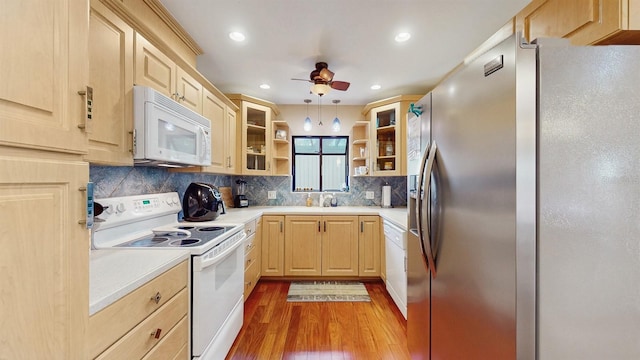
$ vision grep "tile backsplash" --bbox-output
[90,166,407,207]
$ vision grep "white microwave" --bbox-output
[133,85,211,167]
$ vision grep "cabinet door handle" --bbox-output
[129,130,135,153]
[324,221,326,232]
[361,221,364,232]
[150,291,162,304]
[318,221,321,232]
[280,221,283,233]
[150,328,162,339]
[77,86,93,132]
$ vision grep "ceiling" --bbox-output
[158,0,530,105]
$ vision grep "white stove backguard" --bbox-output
[92,192,182,248]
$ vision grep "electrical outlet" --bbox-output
[365,191,375,199]
[267,191,277,199]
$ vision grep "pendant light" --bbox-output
[303,99,312,131]
[332,99,341,132]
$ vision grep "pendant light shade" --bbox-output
[332,99,341,132]
[303,99,312,131]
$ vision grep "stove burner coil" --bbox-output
[197,226,224,232]
[168,238,201,247]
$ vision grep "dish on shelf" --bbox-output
[275,129,287,140]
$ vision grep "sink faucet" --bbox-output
[319,193,333,207]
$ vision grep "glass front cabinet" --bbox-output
[364,95,421,176]
[228,94,281,175]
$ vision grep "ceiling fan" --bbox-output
[292,62,350,96]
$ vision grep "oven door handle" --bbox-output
[195,233,247,271]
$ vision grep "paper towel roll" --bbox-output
[382,185,391,208]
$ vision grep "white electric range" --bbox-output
[92,192,246,360]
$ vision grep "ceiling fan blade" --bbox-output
[330,81,350,91]
[291,78,312,82]
[319,68,334,82]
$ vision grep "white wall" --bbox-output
[277,103,366,136]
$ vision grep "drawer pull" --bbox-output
[151,292,162,304]
[151,328,162,339]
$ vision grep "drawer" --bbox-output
[141,315,188,360]
[244,258,259,300]
[245,241,259,270]
[96,287,188,360]
[244,233,257,254]
[89,261,188,358]
[244,219,256,237]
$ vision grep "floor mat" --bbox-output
[287,280,371,302]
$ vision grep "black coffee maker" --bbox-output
[234,179,248,208]
[182,182,225,222]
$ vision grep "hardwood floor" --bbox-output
[226,280,411,360]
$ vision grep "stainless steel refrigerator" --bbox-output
[407,34,640,359]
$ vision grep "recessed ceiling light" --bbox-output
[371,84,381,90]
[259,84,270,89]
[395,32,411,42]
[229,32,245,42]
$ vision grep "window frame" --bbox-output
[292,135,349,192]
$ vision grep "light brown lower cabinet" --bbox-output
[89,261,189,359]
[359,216,381,277]
[261,214,384,279]
[283,215,381,277]
[261,215,285,276]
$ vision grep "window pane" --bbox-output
[293,137,320,154]
[294,155,320,191]
[322,138,347,154]
[322,155,346,191]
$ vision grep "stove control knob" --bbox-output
[104,205,114,215]
[165,196,173,206]
[116,203,126,213]
[172,196,180,205]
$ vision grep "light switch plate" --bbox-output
[268,191,277,199]
[365,191,374,199]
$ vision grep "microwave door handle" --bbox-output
[199,127,207,162]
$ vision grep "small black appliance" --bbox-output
[182,182,225,222]
[234,179,249,208]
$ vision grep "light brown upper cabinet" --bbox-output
[135,33,203,113]
[87,0,134,165]
[362,95,422,177]
[0,0,89,154]
[516,0,640,45]
[228,94,281,176]
[201,88,237,174]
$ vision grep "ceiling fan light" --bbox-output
[310,84,331,96]
[304,117,312,131]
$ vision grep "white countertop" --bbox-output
[218,206,408,229]
[89,205,406,315]
[89,249,190,315]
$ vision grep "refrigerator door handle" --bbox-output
[422,142,438,278]
[415,142,430,261]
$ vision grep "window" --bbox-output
[292,136,349,192]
